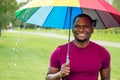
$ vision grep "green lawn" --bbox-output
[91,30,120,42]
[0,30,120,80]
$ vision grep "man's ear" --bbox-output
[72,28,74,33]
[91,27,94,34]
[92,19,97,27]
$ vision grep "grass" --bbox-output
[91,29,120,42]
[0,30,120,80]
[106,47,120,80]
[0,31,66,80]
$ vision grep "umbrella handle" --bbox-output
[66,55,69,63]
[63,54,69,80]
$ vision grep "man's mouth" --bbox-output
[78,33,86,37]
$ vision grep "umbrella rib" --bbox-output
[25,7,40,22]
[95,10,107,29]
[63,7,69,29]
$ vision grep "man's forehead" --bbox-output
[75,17,92,23]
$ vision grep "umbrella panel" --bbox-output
[16,7,39,22]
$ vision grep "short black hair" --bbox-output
[73,14,96,27]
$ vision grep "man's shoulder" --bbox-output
[90,41,110,54]
[90,41,104,48]
[58,41,73,48]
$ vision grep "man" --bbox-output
[46,14,111,80]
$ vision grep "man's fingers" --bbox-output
[61,69,70,76]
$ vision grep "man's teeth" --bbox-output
[78,34,85,36]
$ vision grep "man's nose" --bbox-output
[79,26,84,31]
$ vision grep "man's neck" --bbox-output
[73,40,90,48]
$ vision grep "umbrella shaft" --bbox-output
[66,7,72,62]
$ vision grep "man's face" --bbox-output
[72,17,93,42]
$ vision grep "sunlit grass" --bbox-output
[91,29,120,42]
[0,32,66,80]
[0,30,120,80]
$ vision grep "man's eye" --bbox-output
[83,25,89,28]
[74,25,80,28]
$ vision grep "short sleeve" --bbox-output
[101,49,111,69]
[50,46,61,68]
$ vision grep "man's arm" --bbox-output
[46,67,62,80]
[100,67,111,80]
[46,62,70,80]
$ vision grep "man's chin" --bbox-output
[75,38,88,43]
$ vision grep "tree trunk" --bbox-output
[0,28,1,36]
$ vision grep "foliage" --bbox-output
[113,0,120,11]
[0,0,18,36]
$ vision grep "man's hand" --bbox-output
[59,61,70,78]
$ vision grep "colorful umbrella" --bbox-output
[16,0,120,29]
[15,0,120,63]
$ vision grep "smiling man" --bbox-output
[72,14,94,48]
[46,14,111,80]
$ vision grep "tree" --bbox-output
[113,0,120,11]
[0,0,18,36]
[112,0,120,34]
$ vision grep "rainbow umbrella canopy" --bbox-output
[15,0,120,29]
